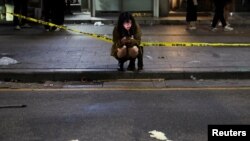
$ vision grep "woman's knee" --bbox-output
[128,46,139,58]
[117,46,127,58]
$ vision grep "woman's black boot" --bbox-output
[117,59,125,71]
[137,46,144,71]
[127,58,136,71]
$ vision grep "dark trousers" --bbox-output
[65,0,72,14]
[186,0,197,22]
[212,3,227,28]
[43,0,65,29]
[13,0,28,26]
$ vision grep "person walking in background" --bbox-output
[211,0,233,31]
[218,0,232,26]
[186,0,198,30]
[13,0,31,30]
[54,0,65,30]
[43,0,65,31]
[111,12,143,71]
[224,0,232,25]
[65,0,73,15]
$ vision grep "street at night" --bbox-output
[1,80,250,141]
[1,0,250,141]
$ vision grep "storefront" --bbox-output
[0,0,250,22]
[91,0,159,17]
[91,0,250,17]
[234,0,250,12]
[90,0,214,17]
[0,0,41,22]
[168,0,212,12]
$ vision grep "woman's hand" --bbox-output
[121,37,127,44]
[121,37,131,44]
[121,37,138,47]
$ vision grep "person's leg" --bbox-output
[218,6,227,27]
[127,58,136,71]
[43,0,51,30]
[128,46,139,58]
[224,3,230,22]
[127,46,139,71]
[212,7,220,28]
[186,0,192,29]
[116,46,128,71]
[222,2,233,31]
[117,57,127,71]
[65,0,72,14]
[13,0,21,27]
[137,46,144,71]
[50,0,64,31]
[20,0,28,25]
[192,5,197,28]
[117,46,127,59]
[219,4,233,31]
[50,1,59,31]
[52,0,64,26]
[57,0,65,25]
[186,0,197,29]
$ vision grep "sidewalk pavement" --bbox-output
[0,24,250,82]
[63,12,250,25]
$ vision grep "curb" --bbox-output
[63,19,250,26]
[2,19,250,26]
[0,69,250,82]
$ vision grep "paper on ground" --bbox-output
[149,130,172,141]
[0,57,18,65]
[94,21,104,26]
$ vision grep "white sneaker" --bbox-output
[54,28,61,32]
[224,25,234,31]
[218,22,230,27]
[188,26,197,30]
[21,23,32,28]
[14,25,21,30]
[211,27,218,32]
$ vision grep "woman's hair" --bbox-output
[117,12,137,37]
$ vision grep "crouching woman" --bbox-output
[111,12,143,71]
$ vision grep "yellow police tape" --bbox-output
[7,12,250,47]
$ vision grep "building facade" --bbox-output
[0,0,250,21]
[91,0,250,17]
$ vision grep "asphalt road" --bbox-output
[0,84,250,141]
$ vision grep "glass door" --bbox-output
[95,0,121,11]
[123,0,153,12]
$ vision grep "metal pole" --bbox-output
[88,0,91,10]
[91,0,96,17]
[153,0,159,17]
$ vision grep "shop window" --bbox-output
[95,0,153,16]
[0,0,6,21]
[95,0,120,11]
[170,0,186,12]
[123,0,152,12]
[169,0,212,12]
[235,0,250,12]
